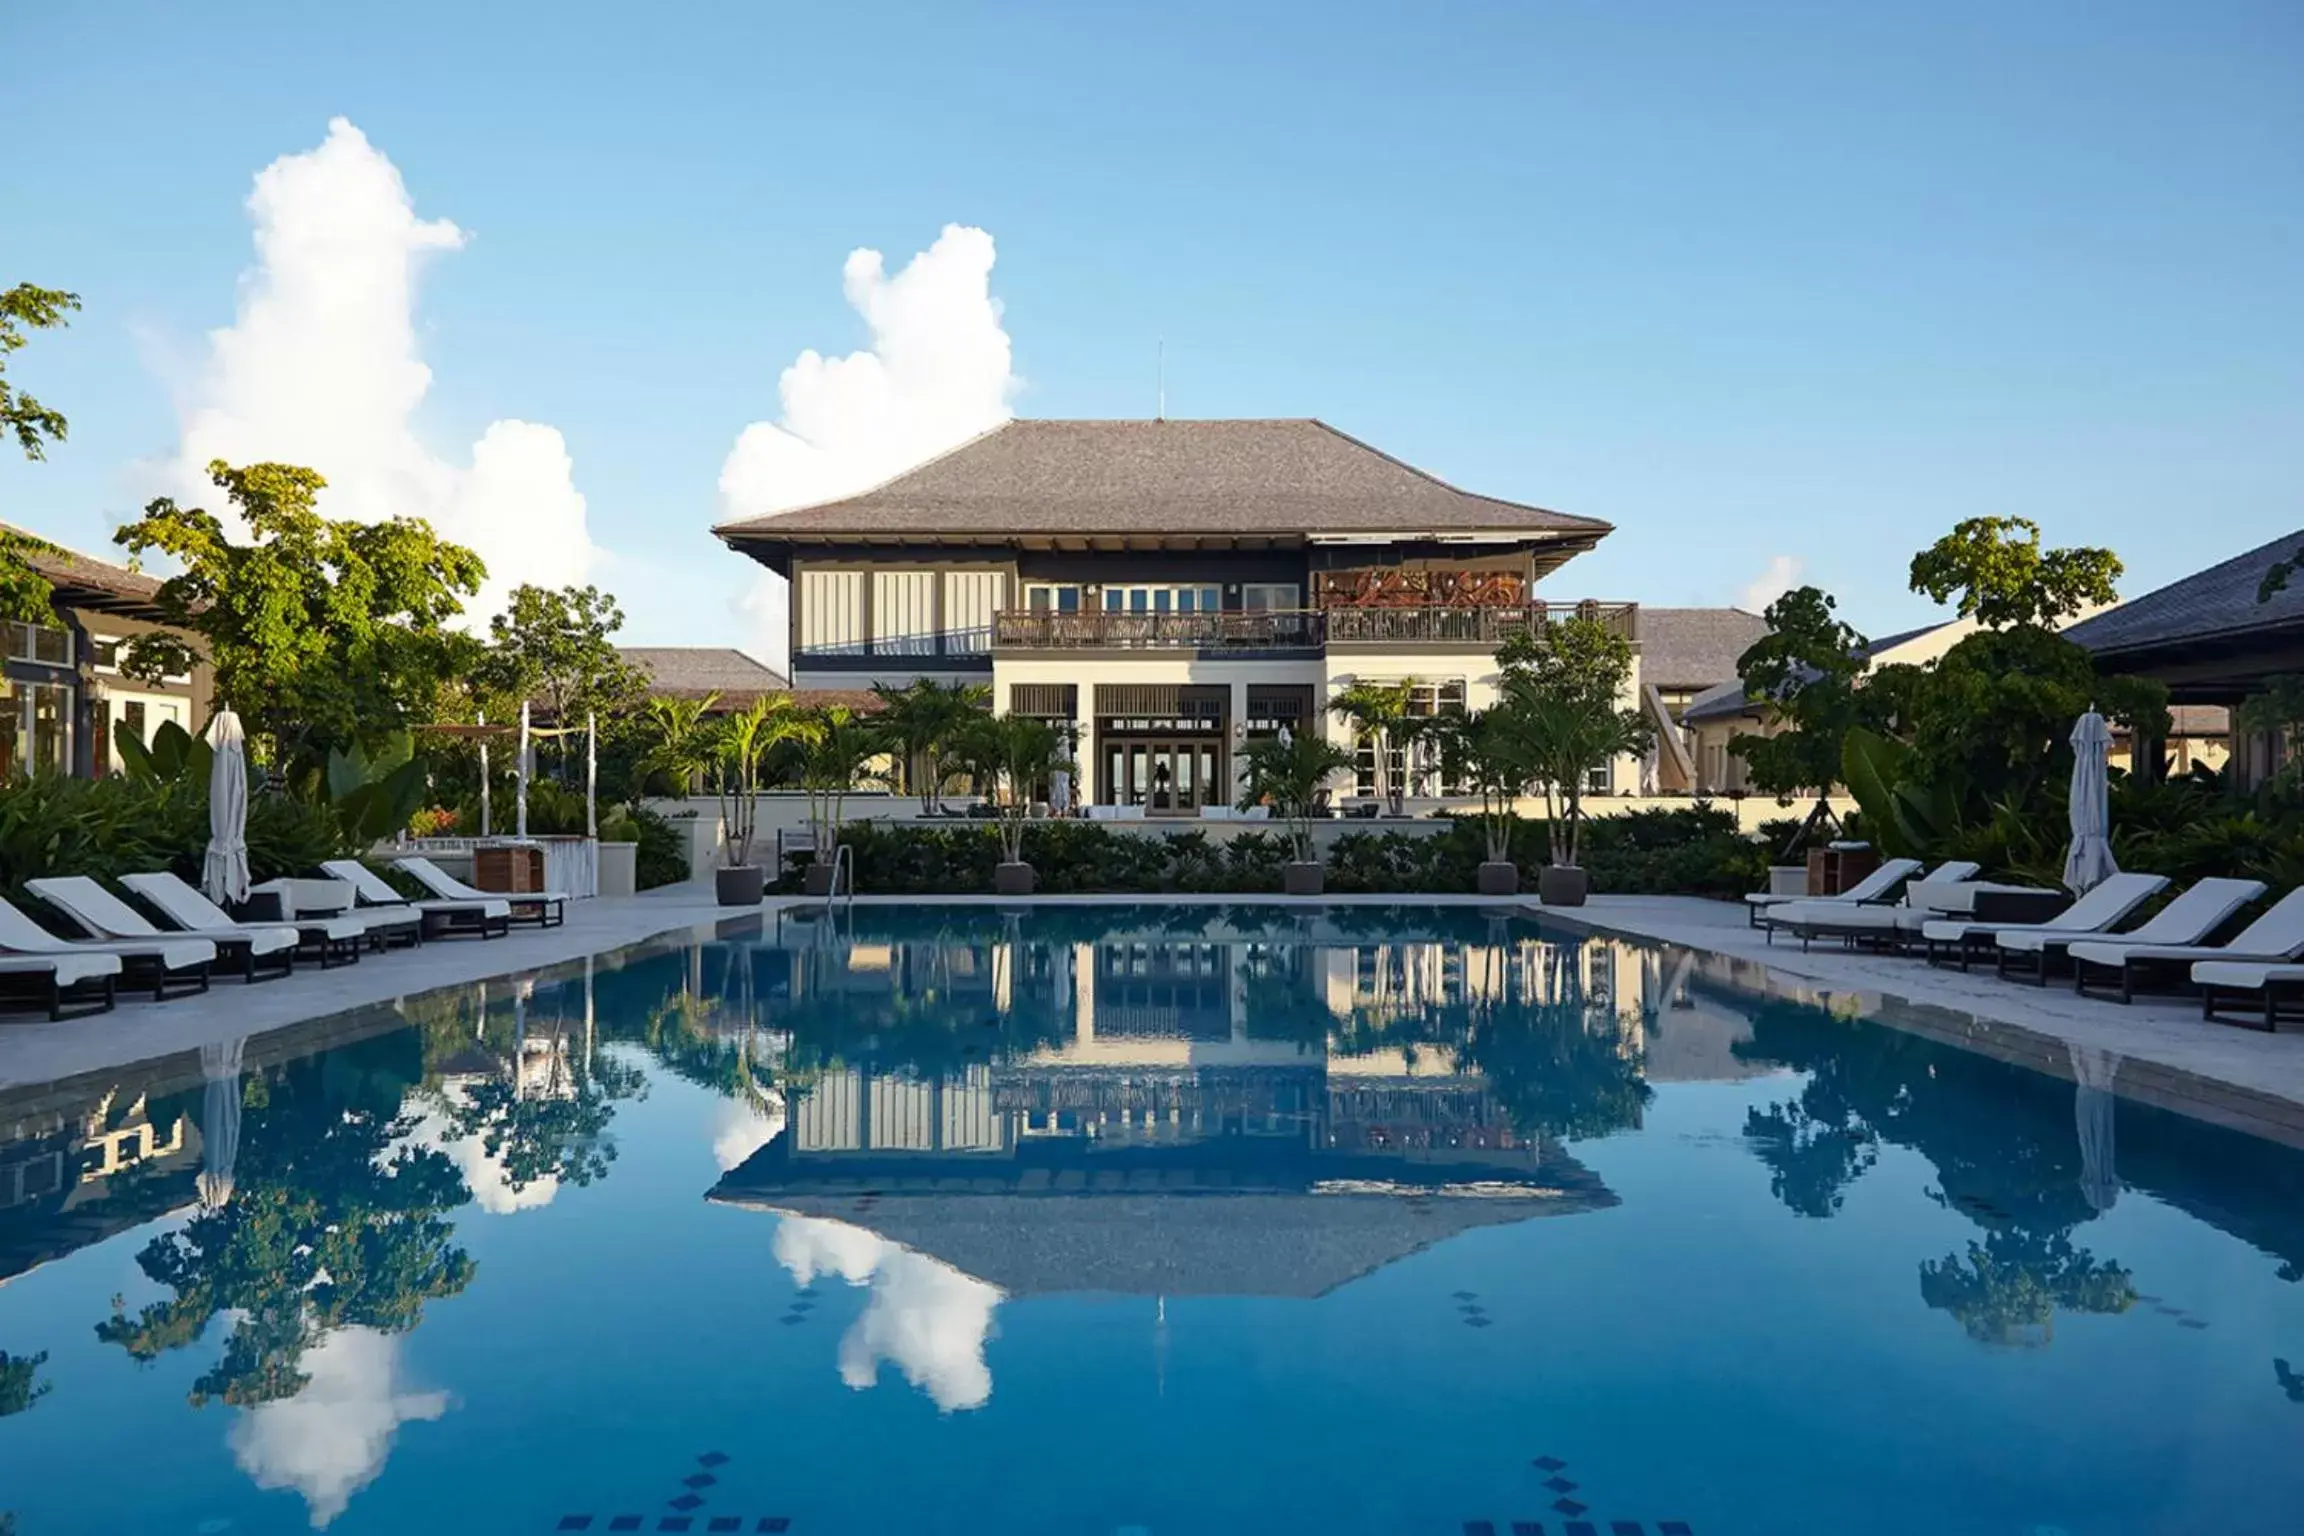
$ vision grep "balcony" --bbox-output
[990,602,1637,652]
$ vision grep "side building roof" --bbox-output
[1638,607,1769,691]
[2064,528,2304,659]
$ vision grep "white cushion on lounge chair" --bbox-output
[26,875,298,957]
[1997,878,2266,955]
[392,855,565,905]
[0,893,216,972]
[0,952,122,987]
[2193,961,2304,991]
[2068,887,2304,971]
[121,872,366,944]
[320,860,512,920]
[1748,857,1927,916]
[1919,872,2167,945]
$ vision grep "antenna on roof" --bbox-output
[1156,338,1165,422]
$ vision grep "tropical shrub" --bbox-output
[0,774,347,898]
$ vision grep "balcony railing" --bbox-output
[992,610,1325,652]
[990,602,1637,652]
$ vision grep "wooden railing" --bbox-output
[990,602,1637,651]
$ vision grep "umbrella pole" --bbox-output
[478,710,492,838]
[586,710,597,838]
[517,701,531,840]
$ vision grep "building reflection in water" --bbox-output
[707,913,1743,1411]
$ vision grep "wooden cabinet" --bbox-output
[474,843,545,894]
[1805,845,1881,897]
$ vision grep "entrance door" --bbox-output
[1102,737,1224,813]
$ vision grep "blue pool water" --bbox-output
[4,903,2304,1534]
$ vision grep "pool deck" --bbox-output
[4,886,2303,1146]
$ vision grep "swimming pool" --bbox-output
[3,902,2302,1534]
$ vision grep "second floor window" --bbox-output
[1025,584,1082,612]
[1102,584,1221,614]
[7,622,70,667]
[1241,582,1300,612]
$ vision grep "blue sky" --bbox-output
[2,0,2298,654]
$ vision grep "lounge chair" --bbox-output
[0,893,214,999]
[119,872,371,969]
[251,876,424,949]
[1917,872,2169,971]
[2194,961,2304,1032]
[319,859,511,939]
[1760,861,1985,951]
[1745,858,1931,931]
[393,856,565,929]
[26,875,297,982]
[2069,887,2304,1004]
[1993,878,2266,984]
[0,952,120,1020]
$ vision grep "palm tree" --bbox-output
[958,713,1074,867]
[870,679,989,812]
[635,693,716,795]
[1330,679,1421,815]
[1236,731,1356,867]
[791,704,886,864]
[710,695,801,868]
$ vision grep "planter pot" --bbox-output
[596,840,638,899]
[1477,860,1519,896]
[1283,862,1325,897]
[1537,864,1589,907]
[801,863,837,898]
[716,865,766,906]
[994,861,1036,896]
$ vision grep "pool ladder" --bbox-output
[825,842,855,910]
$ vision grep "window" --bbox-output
[1025,584,1082,613]
[1353,679,1466,797]
[1100,585,1222,614]
[1241,583,1300,612]
[7,622,69,666]
[0,679,75,778]
[92,635,121,673]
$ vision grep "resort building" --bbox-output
[716,418,1641,812]
[1,529,213,779]
[618,646,790,714]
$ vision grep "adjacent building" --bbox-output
[715,418,1636,812]
[3,530,212,779]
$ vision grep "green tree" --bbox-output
[114,460,487,772]
[709,695,801,868]
[1496,615,1651,867]
[0,1349,51,1417]
[1908,515,2123,631]
[474,584,646,721]
[792,704,886,860]
[1,282,79,461]
[1729,586,1879,847]
[957,712,1073,865]
[635,692,717,795]
[872,679,989,812]
[1329,678,1420,813]
[0,283,82,627]
[1235,730,1356,865]
[1436,704,1544,864]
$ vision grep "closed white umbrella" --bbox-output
[203,708,251,907]
[1048,768,1071,816]
[197,1035,246,1211]
[2062,709,2118,895]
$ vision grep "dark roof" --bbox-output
[713,419,1612,554]
[1639,608,1768,689]
[2064,528,2304,658]
[1679,677,1758,725]
[620,647,789,699]
[4,523,169,618]
[1860,620,1955,658]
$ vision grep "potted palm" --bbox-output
[1236,730,1357,895]
[706,696,791,906]
[1329,678,1419,816]
[960,712,1073,895]
[1436,706,1539,896]
[795,704,883,896]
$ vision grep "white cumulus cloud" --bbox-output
[1739,554,1805,613]
[712,1093,786,1172]
[164,116,595,619]
[773,1213,1003,1413]
[717,224,1019,669]
[395,1086,559,1216]
[229,1325,448,1528]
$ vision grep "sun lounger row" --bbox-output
[0,856,570,1020]
[1748,862,2304,1030]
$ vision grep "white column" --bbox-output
[477,711,492,838]
[516,701,531,839]
[585,711,598,838]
